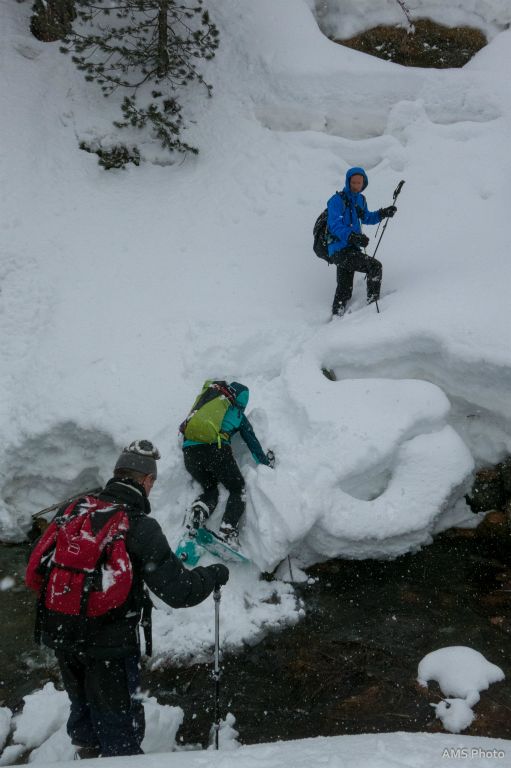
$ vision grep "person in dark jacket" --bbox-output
[183,382,274,545]
[327,166,397,317]
[31,440,229,759]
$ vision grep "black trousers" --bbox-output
[56,651,145,757]
[331,246,382,314]
[183,444,246,529]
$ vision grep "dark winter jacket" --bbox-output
[327,167,382,256]
[183,382,269,465]
[41,478,218,659]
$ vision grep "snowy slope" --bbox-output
[1,0,511,656]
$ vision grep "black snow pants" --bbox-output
[331,246,382,315]
[183,444,246,529]
[56,651,145,757]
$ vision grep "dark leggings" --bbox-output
[331,246,382,314]
[183,444,246,528]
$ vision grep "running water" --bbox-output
[1,522,510,758]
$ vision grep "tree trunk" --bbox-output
[31,0,76,42]
[157,0,169,78]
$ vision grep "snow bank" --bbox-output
[10,732,511,768]
[0,710,12,753]
[6,683,183,764]
[1,0,511,655]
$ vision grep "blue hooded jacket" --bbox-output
[183,382,269,465]
[326,167,382,257]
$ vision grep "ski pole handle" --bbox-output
[393,179,405,201]
[213,587,221,673]
[212,586,221,750]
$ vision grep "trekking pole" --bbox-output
[363,242,381,314]
[372,179,405,262]
[31,486,103,522]
[212,587,222,750]
[368,180,405,314]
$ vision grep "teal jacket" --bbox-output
[183,382,269,465]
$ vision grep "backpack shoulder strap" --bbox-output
[55,497,83,527]
[325,192,347,242]
[180,381,235,436]
[355,193,366,220]
[211,381,237,406]
[338,189,366,223]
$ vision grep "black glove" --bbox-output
[348,231,369,248]
[208,563,229,588]
[265,450,275,469]
[379,205,397,219]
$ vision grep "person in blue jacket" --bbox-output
[327,167,396,317]
[182,382,274,545]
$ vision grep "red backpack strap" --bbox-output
[211,382,237,405]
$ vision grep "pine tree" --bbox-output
[60,0,219,167]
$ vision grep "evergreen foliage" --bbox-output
[79,140,141,170]
[61,0,219,167]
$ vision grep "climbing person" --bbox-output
[180,380,275,546]
[26,440,229,759]
[326,166,396,317]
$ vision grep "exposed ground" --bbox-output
[338,19,487,68]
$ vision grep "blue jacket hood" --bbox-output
[344,167,368,193]
[229,382,249,409]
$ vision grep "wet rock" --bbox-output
[399,589,421,605]
[478,592,509,610]
[468,693,510,737]
[488,616,511,634]
[474,510,508,539]
[499,456,511,496]
[321,368,337,382]
[467,468,504,513]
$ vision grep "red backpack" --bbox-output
[26,495,133,624]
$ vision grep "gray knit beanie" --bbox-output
[114,440,161,478]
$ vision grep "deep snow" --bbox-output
[2,0,511,660]
[1,0,511,762]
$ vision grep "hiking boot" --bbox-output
[189,501,209,529]
[331,304,346,320]
[219,523,240,549]
[74,746,101,760]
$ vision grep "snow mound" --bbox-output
[418,646,505,733]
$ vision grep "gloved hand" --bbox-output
[265,450,276,469]
[348,231,369,248]
[208,563,229,588]
[379,205,397,218]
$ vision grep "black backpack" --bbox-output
[313,191,349,263]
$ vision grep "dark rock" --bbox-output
[467,468,504,513]
[499,456,511,496]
